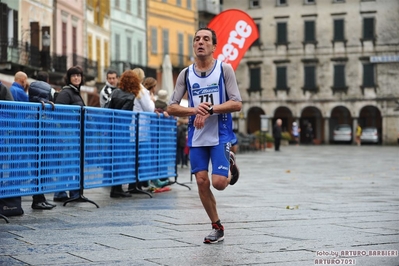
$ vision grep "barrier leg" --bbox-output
[0,214,10,223]
[127,183,152,198]
[63,194,99,208]
[62,110,99,208]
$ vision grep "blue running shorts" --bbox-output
[190,142,231,177]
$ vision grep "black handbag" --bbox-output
[0,197,24,217]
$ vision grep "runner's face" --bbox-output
[107,73,118,87]
[193,30,215,58]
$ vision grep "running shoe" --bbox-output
[203,223,224,244]
[229,151,240,185]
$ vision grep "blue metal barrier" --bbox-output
[137,113,177,183]
[0,101,81,198]
[1,101,180,204]
[83,107,137,189]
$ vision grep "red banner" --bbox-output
[208,9,259,70]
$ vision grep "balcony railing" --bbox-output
[0,41,97,80]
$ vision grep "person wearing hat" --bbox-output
[155,89,168,111]
[292,121,301,146]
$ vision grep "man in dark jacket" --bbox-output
[29,71,56,107]
[10,71,56,210]
[273,119,282,152]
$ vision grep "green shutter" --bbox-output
[305,21,315,42]
[334,65,345,88]
[250,68,261,91]
[276,67,287,89]
[277,22,287,44]
[334,19,344,41]
[363,64,375,87]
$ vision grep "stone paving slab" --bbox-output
[1,145,398,265]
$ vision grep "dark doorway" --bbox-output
[329,106,352,143]
[246,107,265,134]
[300,106,324,144]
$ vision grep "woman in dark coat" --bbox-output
[53,66,85,202]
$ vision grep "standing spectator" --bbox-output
[10,71,55,210]
[356,124,362,146]
[305,123,314,144]
[53,66,85,202]
[9,71,29,102]
[99,70,118,107]
[273,119,282,151]
[1,78,25,216]
[0,81,14,101]
[143,77,157,100]
[167,27,242,244]
[291,121,301,146]
[28,71,59,209]
[155,89,168,112]
[106,70,142,197]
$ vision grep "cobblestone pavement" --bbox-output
[1,145,398,266]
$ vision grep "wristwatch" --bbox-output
[208,105,214,115]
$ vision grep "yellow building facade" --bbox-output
[147,0,198,73]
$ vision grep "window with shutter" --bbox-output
[276,66,287,89]
[251,23,261,47]
[304,66,316,90]
[188,34,193,58]
[151,28,157,54]
[362,64,375,87]
[304,21,315,43]
[333,19,344,41]
[88,34,93,61]
[363,17,375,40]
[178,33,184,66]
[163,29,169,55]
[138,40,143,65]
[248,67,262,95]
[115,34,120,61]
[127,37,132,62]
[332,64,347,94]
[277,22,287,44]
[104,41,109,68]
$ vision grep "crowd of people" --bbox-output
[1,27,244,245]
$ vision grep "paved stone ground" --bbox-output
[1,145,398,266]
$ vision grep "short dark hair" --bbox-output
[65,65,84,86]
[195,27,217,45]
[106,69,118,77]
[36,71,49,82]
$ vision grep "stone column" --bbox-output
[324,117,330,144]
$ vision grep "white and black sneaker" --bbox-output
[204,223,224,244]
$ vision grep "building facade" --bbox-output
[86,0,111,83]
[108,0,147,78]
[146,0,198,85]
[222,0,399,144]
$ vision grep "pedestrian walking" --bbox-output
[167,27,242,244]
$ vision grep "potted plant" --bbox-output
[254,131,274,149]
[281,132,292,146]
